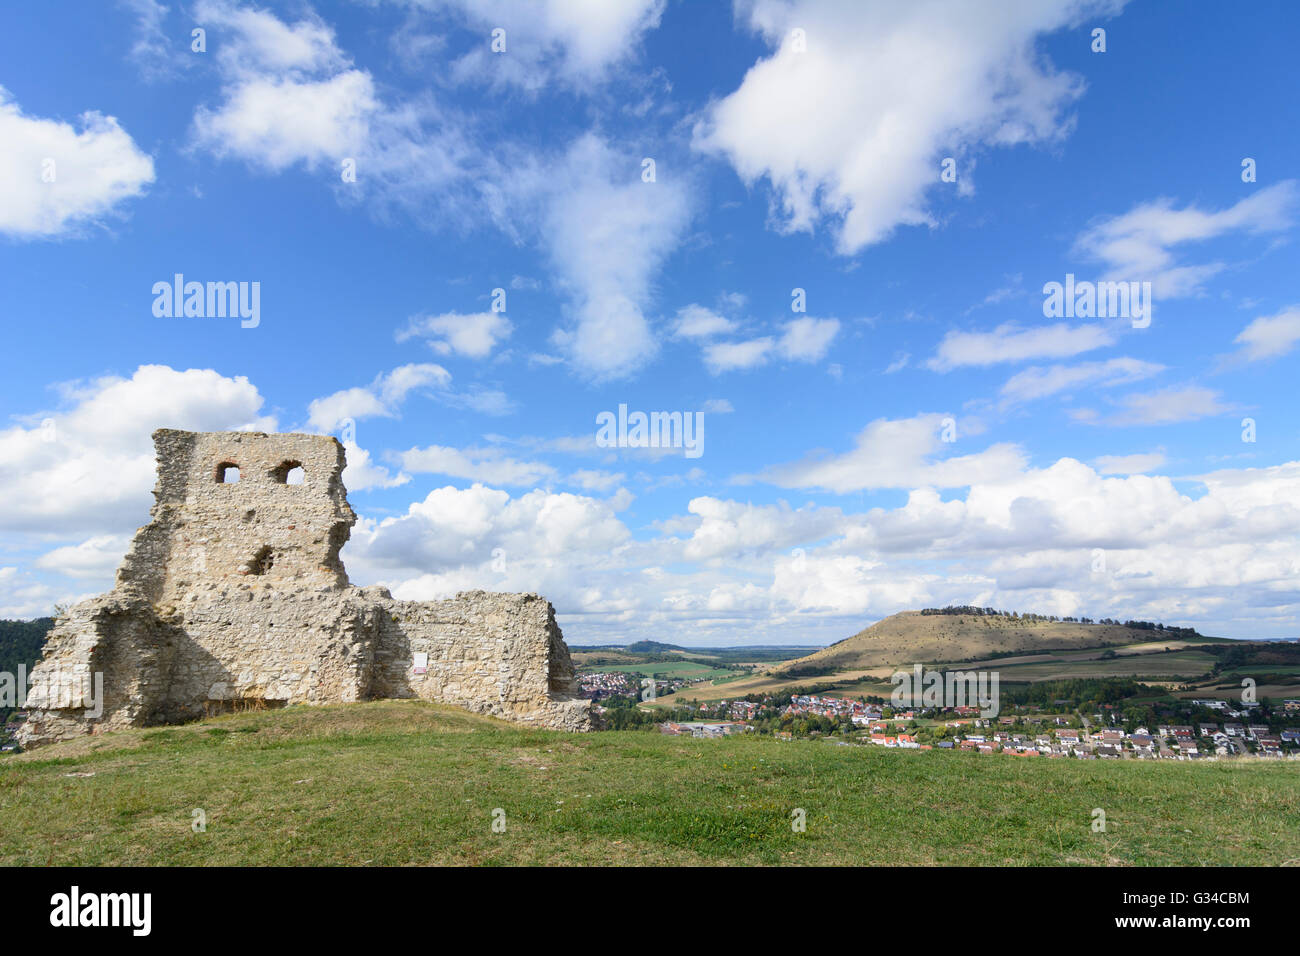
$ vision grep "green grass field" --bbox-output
[989,650,1217,682]
[580,660,736,680]
[2,700,1297,866]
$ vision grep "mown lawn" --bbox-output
[1,700,1296,866]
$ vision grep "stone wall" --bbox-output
[17,429,591,748]
[370,591,590,732]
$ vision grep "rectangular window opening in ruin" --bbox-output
[271,460,305,484]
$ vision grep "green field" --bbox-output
[991,650,1217,682]
[648,641,1274,707]
[2,700,1297,866]
[580,660,736,681]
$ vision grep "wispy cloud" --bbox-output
[927,323,1115,372]
[747,413,1026,493]
[1000,357,1164,406]
[703,317,840,373]
[1076,385,1236,427]
[1226,305,1300,364]
[1075,180,1299,297]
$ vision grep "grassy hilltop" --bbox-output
[776,610,1221,675]
[640,610,1249,705]
[2,700,1296,866]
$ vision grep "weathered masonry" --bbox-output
[18,429,591,747]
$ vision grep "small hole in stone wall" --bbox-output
[247,546,274,575]
[271,460,305,485]
[217,462,240,484]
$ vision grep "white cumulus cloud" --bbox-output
[695,0,1121,253]
[0,365,275,536]
[398,311,513,359]
[0,87,155,239]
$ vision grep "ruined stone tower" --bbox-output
[18,429,592,747]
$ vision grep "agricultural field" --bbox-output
[989,649,1217,683]
[572,641,811,689]
[581,659,737,682]
[643,638,1300,708]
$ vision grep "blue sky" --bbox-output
[2,0,1299,644]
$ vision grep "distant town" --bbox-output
[579,671,1300,759]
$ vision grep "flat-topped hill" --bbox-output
[774,611,1212,675]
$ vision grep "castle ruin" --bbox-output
[17,429,592,747]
